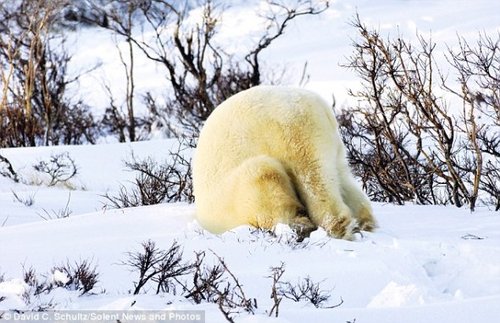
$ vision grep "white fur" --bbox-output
[193,86,376,239]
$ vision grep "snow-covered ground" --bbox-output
[1,0,500,322]
[1,155,500,322]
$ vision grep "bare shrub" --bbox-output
[23,266,38,288]
[52,260,99,295]
[184,251,256,322]
[37,193,72,220]
[183,251,225,304]
[340,15,499,210]
[11,190,36,207]
[122,240,193,295]
[244,0,329,86]
[267,262,286,317]
[0,0,100,147]
[443,33,500,210]
[21,260,99,298]
[103,139,194,208]
[97,1,141,142]
[22,265,52,297]
[89,0,329,138]
[278,276,338,308]
[0,155,19,182]
[33,152,78,187]
[481,162,500,211]
[266,263,342,312]
[122,241,256,322]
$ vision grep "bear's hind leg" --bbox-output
[232,155,309,233]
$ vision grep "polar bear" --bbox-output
[193,86,376,240]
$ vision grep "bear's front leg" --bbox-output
[335,144,377,232]
[291,166,357,239]
[319,209,357,240]
[289,148,360,239]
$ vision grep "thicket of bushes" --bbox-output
[0,0,327,145]
[0,0,99,147]
[0,237,341,322]
[338,15,499,210]
[0,1,498,211]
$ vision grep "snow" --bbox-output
[1,196,500,322]
[1,0,500,322]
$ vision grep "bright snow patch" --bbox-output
[1,200,500,322]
